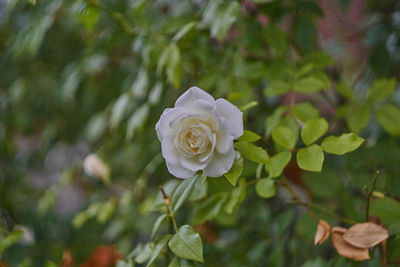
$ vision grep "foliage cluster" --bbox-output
[1,0,400,266]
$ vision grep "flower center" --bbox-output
[175,118,213,157]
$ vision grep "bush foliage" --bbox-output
[1,0,400,266]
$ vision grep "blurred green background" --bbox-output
[1,0,400,266]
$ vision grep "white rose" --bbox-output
[156,87,243,178]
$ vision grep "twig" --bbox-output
[365,170,380,222]
[288,201,357,225]
[281,176,356,224]
[160,186,179,233]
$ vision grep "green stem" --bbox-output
[365,170,380,222]
[160,186,179,233]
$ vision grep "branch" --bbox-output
[365,170,380,222]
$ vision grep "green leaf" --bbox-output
[0,230,23,255]
[193,193,228,224]
[376,104,400,136]
[77,6,100,29]
[158,43,181,88]
[168,225,204,263]
[321,133,364,155]
[115,259,135,267]
[224,151,243,186]
[301,118,328,145]
[188,178,208,202]
[271,126,296,149]
[110,94,130,129]
[265,151,291,178]
[146,235,172,267]
[304,51,333,68]
[97,198,117,224]
[225,181,246,213]
[126,104,150,139]
[295,74,328,93]
[168,257,195,267]
[264,26,287,54]
[291,102,319,123]
[171,175,198,212]
[237,130,261,143]
[166,43,181,88]
[239,101,258,111]
[255,178,276,198]
[234,142,269,163]
[346,103,371,133]
[133,243,153,264]
[151,214,167,240]
[296,144,324,172]
[210,2,240,41]
[172,21,197,43]
[264,80,291,96]
[265,106,288,137]
[336,82,355,100]
[367,78,396,102]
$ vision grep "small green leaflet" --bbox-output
[224,151,243,186]
[237,130,261,142]
[272,126,296,149]
[321,133,364,155]
[376,104,400,136]
[346,103,371,134]
[255,178,276,198]
[367,78,396,103]
[234,141,269,163]
[301,118,328,146]
[296,144,324,172]
[265,151,291,178]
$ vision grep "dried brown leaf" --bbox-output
[332,226,347,234]
[314,219,331,245]
[343,222,389,249]
[331,228,370,261]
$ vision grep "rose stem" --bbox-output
[160,186,179,233]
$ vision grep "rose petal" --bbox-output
[193,99,220,131]
[156,107,188,140]
[215,118,234,154]
[166,160,196,179]
[216,98,243,139]
[198,133,216,163]
[180,156,212,171]
[161,139,180,165]
[203,145,235,177]
[175,87,215,108]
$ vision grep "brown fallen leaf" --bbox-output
[331,226,370,261]
[343,222,389,249]
[0,261,10,267]
[331,226,347,234]
[314,220,331,245]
